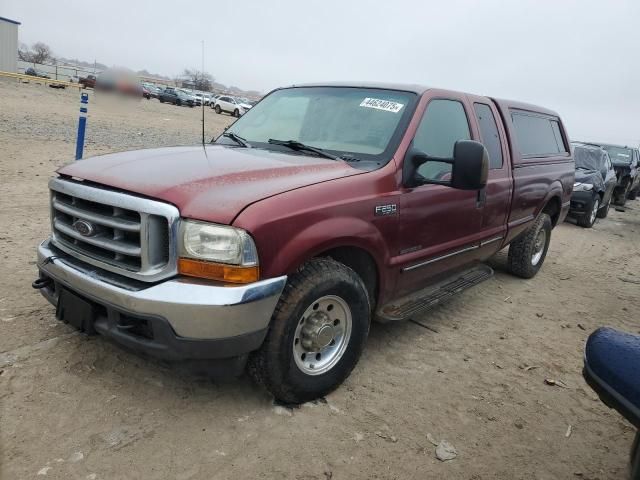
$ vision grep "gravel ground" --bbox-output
[1,78,639,480]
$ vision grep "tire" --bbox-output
[597,196,611,219]
[159,98,164,103]
[577,195,599,228]
[507,213,552,279]
[629,189,638,200]
[233,109,240,118]
[215,105,221,114]
[176,99,182,106]
[248,258,370,404]
[615,185,629,206]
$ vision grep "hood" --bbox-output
[575,168,604,191]
[57,145,362,224]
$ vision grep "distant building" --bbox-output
[0,16,20,73]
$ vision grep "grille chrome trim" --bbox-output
[52,198,141,232]
[49,177,180,282]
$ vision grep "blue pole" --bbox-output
[75,92,89,160]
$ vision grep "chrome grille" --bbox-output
[49,178,180,282]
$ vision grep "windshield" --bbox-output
[219,86,416,164]
[602,145,632,164]
[574,146,603,171]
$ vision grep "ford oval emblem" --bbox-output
[72,219,95,237]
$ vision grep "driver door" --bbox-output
[396,93,484,296]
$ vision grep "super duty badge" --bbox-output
[375,204,397,216]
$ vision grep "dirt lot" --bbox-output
[1,79,639,480]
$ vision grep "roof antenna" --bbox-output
[201,39,207,153]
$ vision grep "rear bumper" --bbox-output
[36,239,286,365]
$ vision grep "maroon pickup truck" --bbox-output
[34,83,573,403]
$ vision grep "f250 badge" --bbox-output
[374,204,397,216]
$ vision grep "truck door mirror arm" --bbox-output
[403,140,489,191]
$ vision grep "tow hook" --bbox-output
[32,277,52,290]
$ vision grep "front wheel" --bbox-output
[507,213,552,279]
[248,258,370,404]
[233,109,240,117]
[577,195,599,228]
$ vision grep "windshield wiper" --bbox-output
[222,132,251,148]
[268,139,341,161]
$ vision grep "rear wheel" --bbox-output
[577,195,599,228]
[159,98,164,103]
[248,258,370,404]
[507,213,552,279]
[628,189,638,200]
[215,105,221,114]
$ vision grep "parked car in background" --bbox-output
[209,95,221,108]
[142,84,161,99]
[178,89,200,106]
[158,87,194,107]
[203,93,212,106]
[34,82,573,403]
[596,143,640,206]
[25,67,50,79]
[213,95,252,117]
[568,143,617,227]
[79,74,97,88]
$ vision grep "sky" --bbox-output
[2,0,639,145]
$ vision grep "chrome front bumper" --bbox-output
[37,239,286,341]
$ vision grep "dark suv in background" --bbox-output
[569,143,617,227]
[596,143,640,206]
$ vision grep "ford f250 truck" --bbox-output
[34,83,573,403]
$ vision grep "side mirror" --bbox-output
[403,140,489,191]
[450,140,489,190]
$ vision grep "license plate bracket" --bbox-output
[56,288,97,334]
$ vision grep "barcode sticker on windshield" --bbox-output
[360,98,404,113]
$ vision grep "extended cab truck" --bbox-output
[34,83,573,403]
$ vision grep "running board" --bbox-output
[376,264,494,322]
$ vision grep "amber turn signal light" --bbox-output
[178,258,260,284]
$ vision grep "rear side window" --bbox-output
[511,111,567,157]
[474,103,503,169]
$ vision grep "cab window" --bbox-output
[413,99,471,181]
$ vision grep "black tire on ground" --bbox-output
[159,98,164,103]
[628,189,638,200]
[507,213,552,279]
[233,109,240,118]
[577,195,600,228]
[176,99,182,106]
[615,186,629,206]
[597,196,611,219]
[248,258,371,404]
[215,105,221,114]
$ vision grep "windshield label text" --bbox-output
[360,98,404,113]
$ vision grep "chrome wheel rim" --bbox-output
[531,229,546,266]
[293,295,352,376]
[590,198,599,224]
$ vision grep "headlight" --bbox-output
[180,220,258,265]
[573,182,594,192]
[178,220,259,283]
